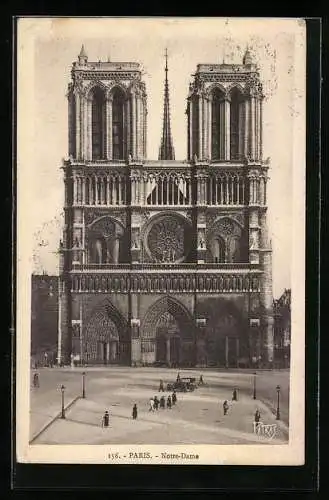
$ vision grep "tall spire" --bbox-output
[158,48,175,160]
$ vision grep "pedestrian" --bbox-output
[199,374,204,386]
[149,398,155,412]
[254,409,261,424]
[159,379,164,392]
[172,390,177,405]
[33,372,39,388]
[167,395,172,409]
[232,388,238,401]
[154,396,159,410]
[176,372,181,382]
[132,404,138,420]
[223,400,229,416]
[102,410,110,427]
[160,396,165,409]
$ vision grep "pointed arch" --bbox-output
[230,86,244,160]
[141,296,194,339]
[211,87,226,160]
[111,86,125,159]
[85,80,108,97]
[90,86,106,159]
[206,83,227,98]
[84,299,129,364]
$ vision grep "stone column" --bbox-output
[259,98,263,160]
[208,97,212,160]
[198,94,203,160]
[126,98,131,158]
[166,338,171,365]
[224,97,230,160]
[135,93,140,160]
[106,95,113,160]
[225,335,229,368]
[81,97,86,160]
[196,318,207,367]
[131,92,136,159]
[189,99,193,161]
[75,92,81,160]
[203,96,207,160]
[250,95,256,160]
[238,100,244,159]
[131,318,141,366]
[244,98,250,158]
[87,97,92,160]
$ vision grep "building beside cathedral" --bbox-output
[57,45,274,368]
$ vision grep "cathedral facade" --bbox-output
[58,46,274,368]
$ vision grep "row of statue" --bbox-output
[71,275,260,293]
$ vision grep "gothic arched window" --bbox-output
[92,87,106,160]
[211,88,225,160]
[112,88,125,160]
[68,93,76,157]
[230,88,243,160]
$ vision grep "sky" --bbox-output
[17,17,306,298]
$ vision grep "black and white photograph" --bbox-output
[16,17,305,465]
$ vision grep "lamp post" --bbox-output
[253,372,257,400]
[276,384,281,420]
[60,384,66,419]
[82,371,86,399]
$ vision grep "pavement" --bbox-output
[30,367,289,445]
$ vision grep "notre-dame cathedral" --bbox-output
[58,45,274,368]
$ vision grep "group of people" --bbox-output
[101,390,178,427]
[149,391,177,412]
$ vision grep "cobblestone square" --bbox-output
[30,367,289,445]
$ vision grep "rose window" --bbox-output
[147,217,187,263]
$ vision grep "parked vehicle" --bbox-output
[167,377,197,392]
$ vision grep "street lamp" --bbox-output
[60,384,66,419]
[253,372,257,400]
[82,371,86,399]
[276,384,281,420]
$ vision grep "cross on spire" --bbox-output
[158,48,175,160]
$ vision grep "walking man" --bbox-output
[172,390,177,406]
[160,396,165,409]
[33,372,39,388]
[102,410,110,428]
[154,396,159,410]
[176,372,181,383]
[167,395,172,409]
[199,374,204,386]
[132,404,138,420]
[223,400,229,416]
[149,398,155,412]
[232,388,238,401]
[159,379,164,392]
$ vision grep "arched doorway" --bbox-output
[142,296,195,367]
[84,302,129,365]
[197,298,247,368]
